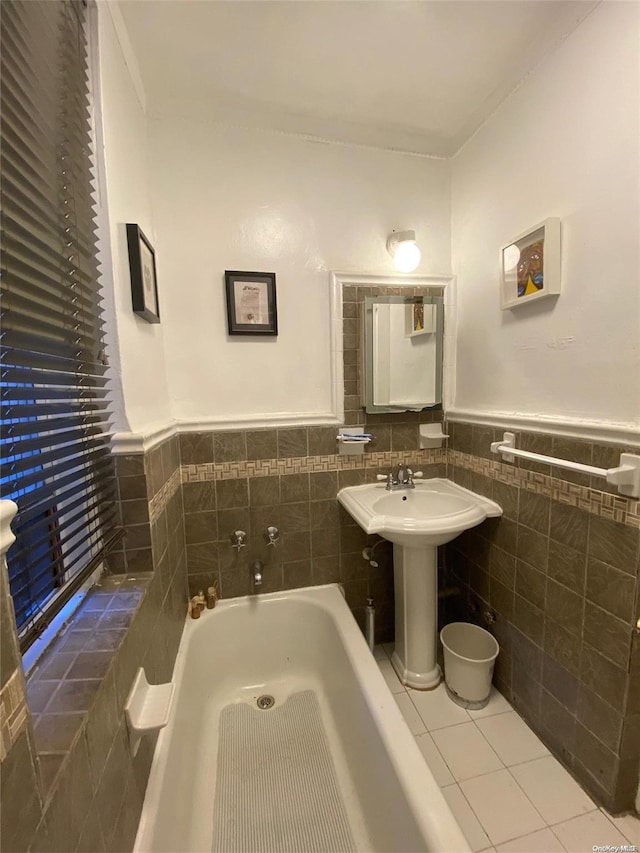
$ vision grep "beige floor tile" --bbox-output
[475,712,549,766]
[432,721,503,782]
[461,769,546,845]
[441,784,491,852]
[510,756,596,825]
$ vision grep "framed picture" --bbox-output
[225,271,278,336]
[500,218,561,310]
[405,300,436,337]
[126,224,160,323]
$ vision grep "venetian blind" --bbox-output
[0,0,121,650]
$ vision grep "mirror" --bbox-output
[363,295,443,414]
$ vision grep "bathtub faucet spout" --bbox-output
[251,559,263,587]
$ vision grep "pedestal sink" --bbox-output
[337,478,502,689]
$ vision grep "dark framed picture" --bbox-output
[126,223,160,323]
[225,271,277,336]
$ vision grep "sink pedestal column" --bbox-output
[391,544,441,690]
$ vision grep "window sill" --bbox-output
[25,572,151,801]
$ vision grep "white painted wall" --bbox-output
[148,121,451,425]
[451,1,640,433]
[96,3,172,437]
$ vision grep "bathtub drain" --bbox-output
[256,695,275,710]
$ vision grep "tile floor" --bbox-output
[375,644,640,852]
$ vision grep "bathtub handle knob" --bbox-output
[265,525,279,547]
[231,530,247,551]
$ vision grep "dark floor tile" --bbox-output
[27,679,59,714]
[46,680,101,714]
[34,712,84,754]
[66,652,112,681]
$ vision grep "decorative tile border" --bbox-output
[450,449,640,528]
[181,448,446,483]
[149,466,182,524]
[0,669,28,761]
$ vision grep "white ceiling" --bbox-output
[118,0,600,157]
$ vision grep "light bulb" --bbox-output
[393,240,421,272]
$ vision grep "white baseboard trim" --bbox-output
[446,407,640,448]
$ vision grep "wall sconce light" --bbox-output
[386,230,421,273]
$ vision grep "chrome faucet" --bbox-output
[377,466,423,491]
[251,559,263,587]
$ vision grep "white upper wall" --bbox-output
[148,120,451,426]
[96,2,172,437]
[451,1,640,435]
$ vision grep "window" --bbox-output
[0,0,121,650]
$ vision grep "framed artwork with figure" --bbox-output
[225,270,278,336]
[500,218,561,310]
[126,223,160,323]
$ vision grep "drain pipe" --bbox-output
[365,598,375,653]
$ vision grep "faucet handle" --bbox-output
[376,473,394,490]
[265,525,279,547]
[230,530,247,551]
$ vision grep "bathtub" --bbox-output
[134,584,468,853]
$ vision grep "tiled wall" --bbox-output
[443,420,640,812]
[180,427,445,642]
[0,434,188,853]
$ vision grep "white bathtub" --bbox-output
[134,584,469,853]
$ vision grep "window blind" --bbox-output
[0,0,121,650]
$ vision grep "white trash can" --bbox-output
[440,622,499,710]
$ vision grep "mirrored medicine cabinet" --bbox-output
[363,294,444,414]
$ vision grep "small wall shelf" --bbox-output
[125,668,174,756]
[337,428,373,455]
[419,424,449,449]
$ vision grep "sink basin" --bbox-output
[337,478,502,547]
[338,478,502,690]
